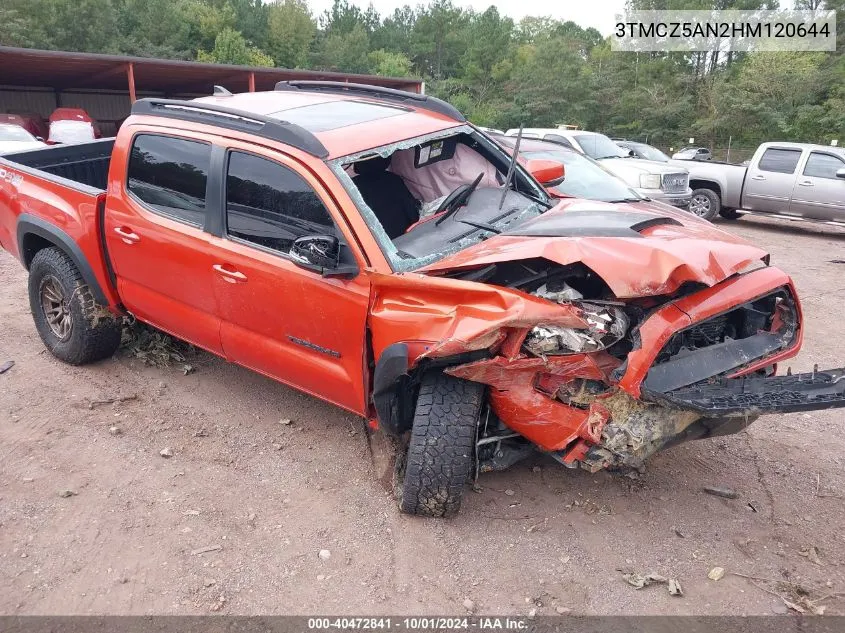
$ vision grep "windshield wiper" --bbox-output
[606,197,645,203]
[458,219,501,234]
[499,124,523,210]
[522,191,553,209]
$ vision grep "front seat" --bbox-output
[352,156,421,239]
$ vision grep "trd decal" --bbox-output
[288,335,341,358]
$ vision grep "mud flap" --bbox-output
[645,367,845,416]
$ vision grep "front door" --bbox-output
[743,146,803,214]
[207,146,371,415]
[789,150,845,221]
[103,132,223,354]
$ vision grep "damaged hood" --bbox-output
[421,198,768,298]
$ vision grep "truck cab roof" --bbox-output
[186,84,465,159]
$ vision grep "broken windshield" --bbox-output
[329,126,550,272]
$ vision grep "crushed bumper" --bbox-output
[445,268,841,473]
[646,367,845,415]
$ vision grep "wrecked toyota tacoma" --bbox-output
[1,83,843,518]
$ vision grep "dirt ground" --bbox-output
[1,215,845,616]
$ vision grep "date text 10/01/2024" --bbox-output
[307,618,530,630]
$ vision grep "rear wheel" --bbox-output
[719,208,742,220]
[28,247,122,365]
[689,188,720,221]
[398,371,484,517]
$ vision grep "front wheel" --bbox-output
[398,371,484,517]
[28,247,122,365]
[689,188,720,221]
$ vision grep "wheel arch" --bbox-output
[372,342,490,436]
[16,214,109,305]
[689,178,723,200]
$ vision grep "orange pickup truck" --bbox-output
[1,83,843,517]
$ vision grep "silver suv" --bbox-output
[506,128,692,208]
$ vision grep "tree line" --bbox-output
[2,0,844,152]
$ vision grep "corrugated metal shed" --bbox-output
[0,46,424,134]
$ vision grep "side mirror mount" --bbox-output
[290,235,357,278]
[525,158,565,187]
[836,168,845,180]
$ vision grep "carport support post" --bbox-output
[127,62,137,104]
[249,72,255,92]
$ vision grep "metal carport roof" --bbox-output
[0,46,423,98]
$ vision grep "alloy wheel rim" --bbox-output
[40,276,73,340]
[689,194,711,217]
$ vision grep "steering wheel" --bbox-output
[434,172,485,226]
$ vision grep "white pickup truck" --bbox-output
[680,142,845,223]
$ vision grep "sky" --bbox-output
[306,0,628,35]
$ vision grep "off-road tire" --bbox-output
[719,207,742,220]
[28,247,122,365]
[689,188,720,221]
[398,371,484,518]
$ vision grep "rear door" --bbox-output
[789,150,845,221]
[103,131,223,353]
[742,146,804,214]
[206,143,371,415]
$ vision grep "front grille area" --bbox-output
[643,287,799,393]
[661,172,689,193]
[655,288,795,365]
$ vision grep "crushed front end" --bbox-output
[443,265,845,474]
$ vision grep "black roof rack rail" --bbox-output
[274,80,466,123]
[131,98,329,158]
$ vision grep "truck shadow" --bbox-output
[714,215,845,242]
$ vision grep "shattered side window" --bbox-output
[329,126,547,272]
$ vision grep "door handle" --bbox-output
[213,263,247,283]
[798,180,814,187]
[114,226,140,244]
[750,175,766,181]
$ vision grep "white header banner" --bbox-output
[612,10,836,52]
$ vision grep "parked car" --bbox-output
[0,113,49,141]
[0,123,47,155]
[673,147,712,161]
[2,85,843,518]
[494,135,648,203]
[505,127,692,208]
[48,108,101,145]
[671,142,845,223]
[615,140,671,163]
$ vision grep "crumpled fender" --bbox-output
[367,271,587,363]
[445,353,620,451]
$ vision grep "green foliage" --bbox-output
[267,0,314,68]
[6,0,845,145]
[313,23,370,73]
[197,27,274,66]
[368,49,414,77]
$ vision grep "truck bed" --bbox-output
[3,139,114,192]
[0,138,118,308]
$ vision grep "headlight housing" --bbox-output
[639,173,662,189]
[524,303,628,355]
